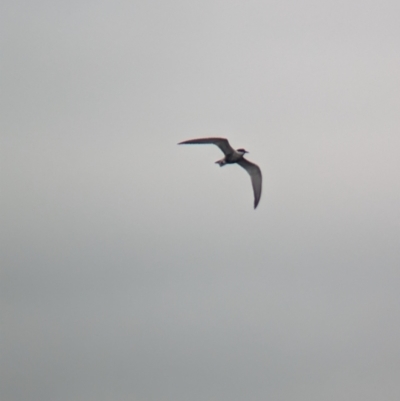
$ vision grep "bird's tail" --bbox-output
[215,159,226,167]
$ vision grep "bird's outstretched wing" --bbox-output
[178,137,235,156]
[237,158,262,209]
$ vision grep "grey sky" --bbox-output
[2,1,400,400]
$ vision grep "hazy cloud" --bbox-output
[2,1,400,400]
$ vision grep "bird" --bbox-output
[178,137,262,209]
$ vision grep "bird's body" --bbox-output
[178,137,262,209]
[215,148,246,166]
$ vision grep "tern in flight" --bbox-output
[178,137,262,209]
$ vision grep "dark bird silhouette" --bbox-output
[178,137,262,209]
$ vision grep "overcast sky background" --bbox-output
[2,1,400,400]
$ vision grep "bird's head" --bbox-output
[237,148,249,155]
